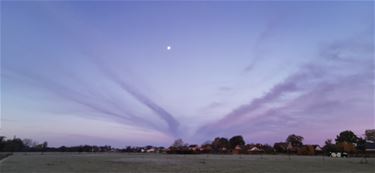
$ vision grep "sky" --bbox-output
[1,1,374,147]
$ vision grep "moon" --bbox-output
[166,46,171,50]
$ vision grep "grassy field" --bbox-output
[1,152,374,173]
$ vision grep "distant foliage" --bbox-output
[336,142,357,154]
[212,137,230,153]
[273,142,288,153]
[297,145,315,155]
[0,136,111,153]
[323,139,338,153]
[2,129,372,156]
[0,137,25,152]
[335,130,358,144]
[286,134,304,147]
[172,139,187,148]
[229,135,245,149]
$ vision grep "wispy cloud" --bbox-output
[198,65,325,136]
[90,57,180,137]
[2,66,178,137]
[1,3,182,138]
[243,15,286,73]
[198,33,374,140]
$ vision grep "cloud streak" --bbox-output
[197,33,374,140]
[244,15,286,72]
[2,66,175,137]
[1,4,182,138]
[94,61,181,137]
[41,4,182,137]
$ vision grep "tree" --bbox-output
[172,139,184,148]
[356,137,366,152]
[169,139,191,154]
[202,140,212,146]
[262,144,275,154]
[2,137,25,152]
[286,134,304,147]
[59,146,67,152]
[365,129,375,142]
[22,139,33,148]
[212,137,230,153]
[0,136,5,151]
[22,138,34,152]
[229,135,245,149]
[323,139,337,153]
[42,141,48,148]
[273,142,288,153]
[41,141,48,154]
[335,130,358,144]
[172,139,186,148]
[200,142,213,154]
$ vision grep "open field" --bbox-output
[0,153,12,161]
[1,153,374,173]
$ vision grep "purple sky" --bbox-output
[1,1,374,147]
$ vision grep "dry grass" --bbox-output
[1,152,374,173]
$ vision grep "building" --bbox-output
[232,145,242,154]
[365,141,375,153]
[314,145,322,152]
[248,146,263,154]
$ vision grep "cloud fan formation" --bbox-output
[1,1,373,146]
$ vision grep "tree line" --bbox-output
[0,136,112,153]
[1,129,374,156]
[167,129,374,155]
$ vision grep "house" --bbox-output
[188,145,199,151]
[365,141,375,153]
[200,144,212,153]
[314,145,322,152]
[248,146,263,154]
[314,145,323,154]
[297,145,315,155]
[146,148,156,153]
[157,147,167,153]
[250,146,262,151]
[336,142,356,153]
[232,145,242,154]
